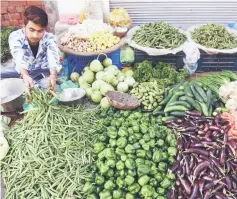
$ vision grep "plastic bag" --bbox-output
[228,21,237,30]
[120,45,135,65]
[183,42,200,74]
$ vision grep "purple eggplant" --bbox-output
[190,182,199,199]
[179,177,191,195]
[203,190,212,199]
[185,148,209,156]
[193,161,210,178]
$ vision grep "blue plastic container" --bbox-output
[66,50,121,75]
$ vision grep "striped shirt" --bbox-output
[9,29,60,73]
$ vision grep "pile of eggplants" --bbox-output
[165,111,237,199]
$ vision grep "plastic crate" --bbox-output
[134,49,237,72]
[66,50,121,74]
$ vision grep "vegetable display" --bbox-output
[132,22,186,49]
[132,60,189,85]
[82,108,177,199]
[1,89,99,198]
[130,81,164,110]
[166,112,237,199]
[191,24,237,49]
[79,55,136,105]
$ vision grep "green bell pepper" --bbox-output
[146,150,152,159]
[121,154,127,162]
[98,151,105,160]
[139,139,145,145]
[119,169,125,177]
[157,187,166,195]
[128,183,140,194]
[141,124,149,134]
[168,156,175,165]
[99,134,107,142]
[117,137,127,148]
[137,164,150,176]
[128,169,136,177]
[99,164,109,175]
[99,190,111,199]
[157,139,165,147]
[116,160,125,170]
[104,180,115,190]
[95,175,104,185]
[126,193,135,199]
[125,144,135,154]
[166,172,176,180]
[116,177,124,188]
[85,173,94,182]
[161,152,168,161]
[149,178,158,186]
[141,185,154,197]
[157,196,166,199]
[136,149,146,158]
[155,130,162,138]
[125,158,135,170]
[135,158,145,165]
[133,142,141,149]
[94,142,105,153]
[109,139,117,148]
[107,128,117,139]
[149,139,156,147]
[150,164,158,175]
[115,148,125,156]
[128,128,134,135]
[113,190,123,199]
[158,162,167,172]
[82,182,95,194]
[86,194,98,199]
[143,134,150,142]
[167,147,177,156]
[160,178,172,189]
[107,169,114,177]
[118,127,128,137]
[149,127,156,138]
[104,148,115,159]
[134,133,142,140]
[166,133,176,144]
[154,172,163,182]
[132,125,140,133]
[106,159,116,168]
[125,175,135,185]
[144,160,150,166]
[128,135,136,144]
[142,143,150,151]
[169,139,177,147]
[152,150,162,163]
[138,175,150,186]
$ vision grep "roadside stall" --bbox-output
[1,1,237,199]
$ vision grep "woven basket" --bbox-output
[106,91,141,110]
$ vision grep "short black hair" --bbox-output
[24,6,48,27]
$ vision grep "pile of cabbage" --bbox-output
[78,57,136,108]
[219,81,237,113]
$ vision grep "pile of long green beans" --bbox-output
[0,89,99,199]
[132,21,186,49]
[191,24,237,49]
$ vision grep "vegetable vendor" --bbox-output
[7,6,61,92]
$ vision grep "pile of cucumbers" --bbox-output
[152,81,223,122]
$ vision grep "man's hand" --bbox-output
[48,74,57,92]
[22,74,34,88]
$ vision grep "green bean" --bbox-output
[191,24,237,49]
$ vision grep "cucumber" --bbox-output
[152,106,163,115]
[170,111,186,117]
[197,101,209,116]
[190,84,204,102]
[160,90,173,105]
[170,101,192,109]
[166,91,185,107]
[208,105,213,117]
[184,84,194,97]
[206,89,212,109]
[193,82,208,102]
[164,105,189,113]
[185,96,202,112]
[179,96,187,101]
[153,111,165,116]
[162,116,177,122]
